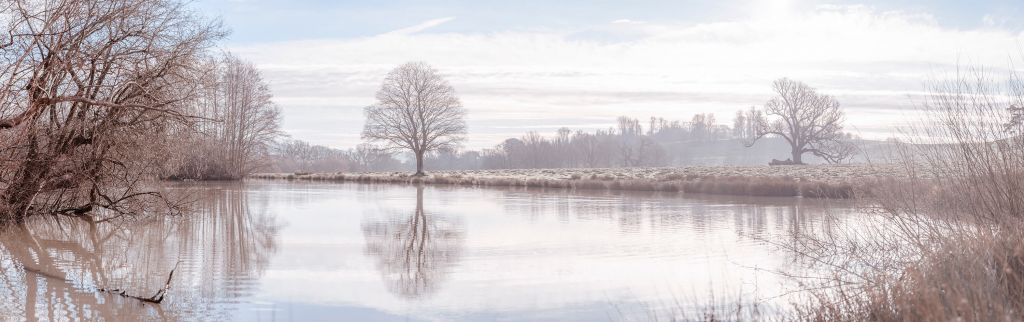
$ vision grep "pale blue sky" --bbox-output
[192,0,1024,149]
[197,0,1024,42]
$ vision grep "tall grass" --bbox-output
[790,67,1024,321]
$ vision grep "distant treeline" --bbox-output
[479,114,739,169]
[270,111,867,174]
[267,140,400,173]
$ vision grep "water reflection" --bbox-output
[0,183,279,321]
[362,186,465,299]
[0,181,865,321]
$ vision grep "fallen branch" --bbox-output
[97,260,180,304]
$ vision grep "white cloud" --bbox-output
[232,5,1024,149]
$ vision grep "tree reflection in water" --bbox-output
[363,186,465,299]
[0,183,279,321]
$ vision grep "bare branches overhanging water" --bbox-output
[0,0,225,225]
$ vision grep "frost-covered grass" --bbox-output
[251,165,900,199]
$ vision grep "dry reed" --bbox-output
[786,67,1024,321]
[250,171,863,199]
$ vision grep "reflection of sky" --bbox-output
[190,0,1024,149]
[235,181,863,321]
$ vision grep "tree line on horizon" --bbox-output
[268,70,863,173]
[268,108,860,173]
[343,63,862,173]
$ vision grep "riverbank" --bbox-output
[251,165,903,198]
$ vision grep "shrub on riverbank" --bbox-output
[632,71,1024,322]
[788,70,1024,321]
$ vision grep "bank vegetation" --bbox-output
[784,69,1024,321]
[0,0,279,225]
[251,164,897,199]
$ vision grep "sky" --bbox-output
[193,0,1024,150]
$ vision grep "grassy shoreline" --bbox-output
[250,165,902,199]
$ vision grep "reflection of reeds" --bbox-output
[615,289,769,322]
[250,172,862,199]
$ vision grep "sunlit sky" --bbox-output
[194,0,1024,150]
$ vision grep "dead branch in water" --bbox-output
[22,259,181,304]
[97,261,181,304]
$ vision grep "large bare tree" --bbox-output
[362,62,467,176]
[0,0,223,225]
[747,78,855,164]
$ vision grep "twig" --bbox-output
[98,260,180,304]
[17,258,181,305]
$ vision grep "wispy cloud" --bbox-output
[381,17,456,36]
[611,19,645,25]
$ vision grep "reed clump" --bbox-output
[676,176,803,197]
[789,69,1024,321]
[800,181,857,199]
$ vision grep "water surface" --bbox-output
[0,181,861,321]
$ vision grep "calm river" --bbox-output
[0,180,863,321]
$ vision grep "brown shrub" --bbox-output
[790,68,1024,321]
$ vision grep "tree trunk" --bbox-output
[414,151,425,176]
[2,139,48,226]
[791,148,803,165]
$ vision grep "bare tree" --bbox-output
[214,55,281,178]
[1007,104,1023,134]
[617,116,642,136]
[522,131,547,168]
[744,106,765,141]
[573,130,600,168]
[746,78,854,164]
[362,62,467,176]
[0,0,223,225]
[175,54,281,179]
[349,143,397,172]
[267,139,357,173]
[732,110,747,139]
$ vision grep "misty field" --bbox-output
[251,164,904,198]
